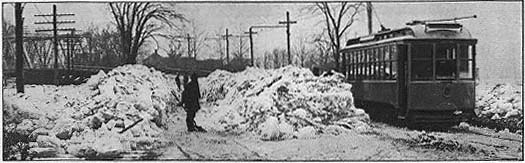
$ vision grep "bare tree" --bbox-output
[25,39,52,68]
[312,33,334,67]
[186,21,207,59]
[293,36,314,68]
[108,2,185,64]
[232,37,248,59]
[166,39,184,58]
[2,21,15,69]
[305,2,363,70]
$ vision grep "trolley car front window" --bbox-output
[411,44,433,80]
[410,43,475,81]
[435,44,457,80]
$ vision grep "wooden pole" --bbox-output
[286,11,291,65]
[226,28,229,64]
[53,5,59,85]
[187,33,191,58]
[279,11,296,66]
[249,27,254,66]
[15,3,24,93]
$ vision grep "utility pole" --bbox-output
[171,34,194,58]
[15,3,24,93]
[34,5,75,85]
[249,25,286,69]
[221,29,233,64]
[244,27,257,66]
[187,33,191,58]
[278,11,297,65]
[367,2,373,35]
[53,5,58,83]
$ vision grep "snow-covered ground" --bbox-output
[3,65,181,159]
[2,65,523,160]
[160,109,522,160]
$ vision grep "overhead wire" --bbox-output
[371,4,389,31]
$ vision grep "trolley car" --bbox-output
[340,20,477,126]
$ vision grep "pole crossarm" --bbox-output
[251,25,286,29]
[35,13,74,17]
[231,34,249,37]
[35,20,75,24]
[278,21,297,24]
[205,37,222,40]
[35,28,76,32]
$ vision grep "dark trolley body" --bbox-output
[340,21,477,126]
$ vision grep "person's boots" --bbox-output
[195,126,206,132]
[193,122,207,132]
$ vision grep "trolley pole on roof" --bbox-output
[278,11,297,65]
[15,3,24,93]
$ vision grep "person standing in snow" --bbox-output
[181,72,206,132]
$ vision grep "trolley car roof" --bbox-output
[342,23,476,51]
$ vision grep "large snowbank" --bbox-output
[3,65,179,158]
[200,66,370,140]
[475,83,523,132]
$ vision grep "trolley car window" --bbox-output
[378,47,384,79]
[391,46,398,79]
[411,44,433,80]
[365,49,370,79]
[436,44,457,79]
[459,45,474,79]
[385,46,392,79]
[372,48,376,79]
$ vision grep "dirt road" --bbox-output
[156,106,523,161]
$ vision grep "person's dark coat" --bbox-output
[175,74,181,90]
[181,81,201,110]
[181,73,201,111]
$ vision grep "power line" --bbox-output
[33,4,50,22]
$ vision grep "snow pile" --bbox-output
[200,66,370,140]
[3,65,178,159]
[475,83,523,131]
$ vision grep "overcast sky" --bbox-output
[2,2,522,81]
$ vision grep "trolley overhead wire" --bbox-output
[371,4,389,31]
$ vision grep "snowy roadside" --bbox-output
[3,65,181,160]
[2,65,522,160]
[198,66,370,140]
[475,82,523,133]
